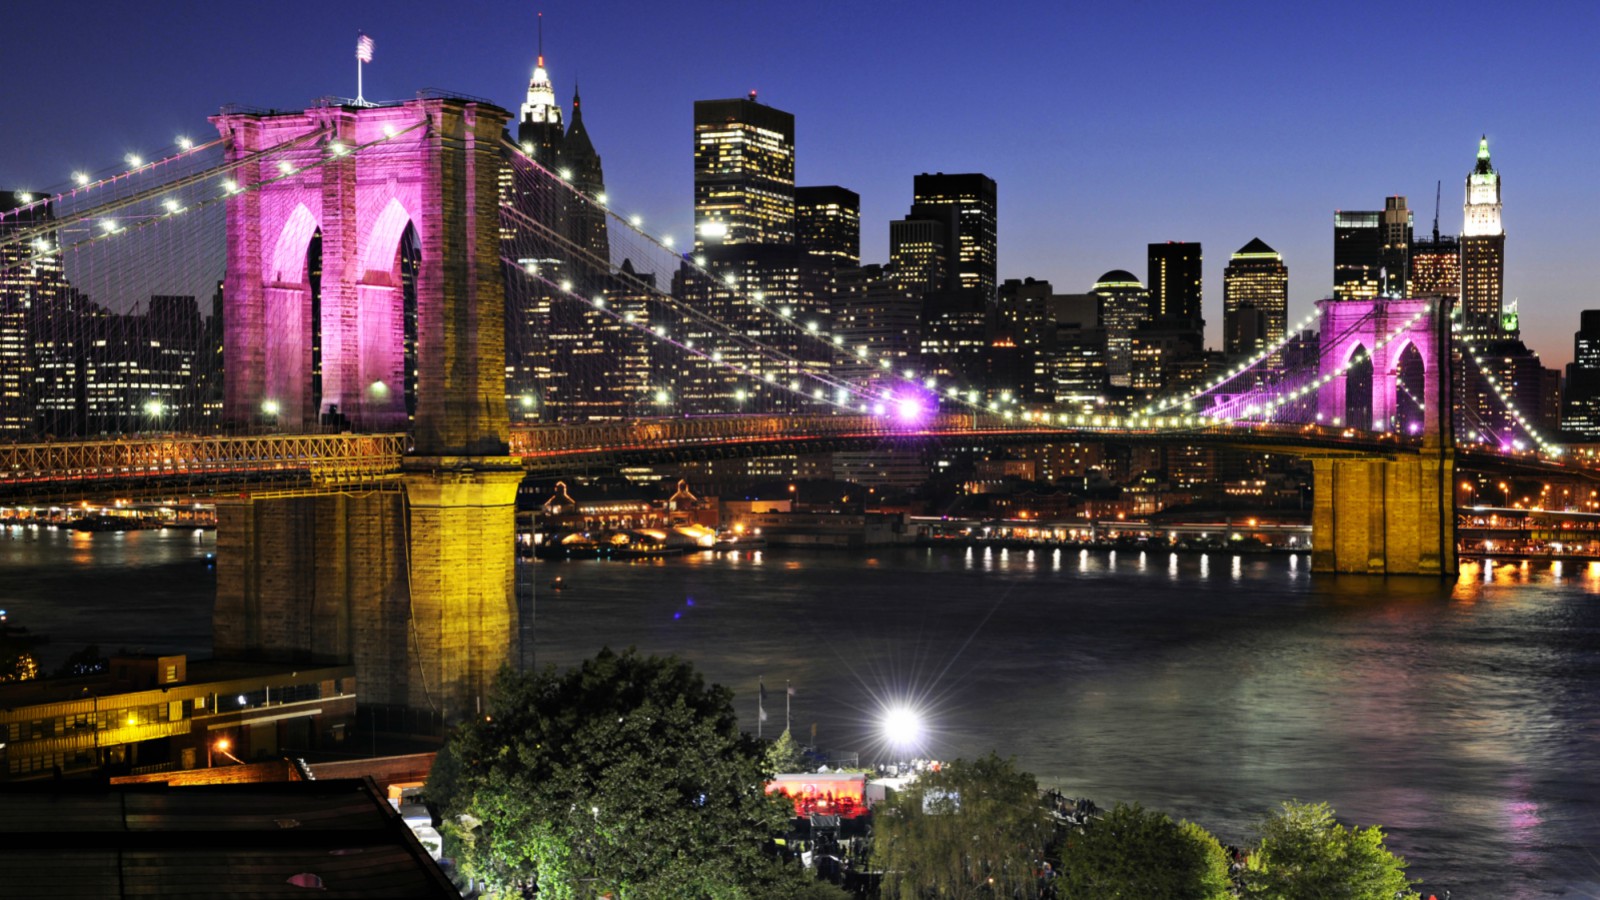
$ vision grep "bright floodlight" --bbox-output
[73,172,89,185]
[125,154,142,167]
[629,214,642,227]
[882,704,925,751]
[177,137,193,150]
[261,399,281,417]
[894,393,927,426]
[17,192,33,204]
[661,235,674,247]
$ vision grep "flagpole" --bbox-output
[786,679,791,734]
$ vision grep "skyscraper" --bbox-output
[1333,211,1382,301]
[1089,270,1150,388]
[1411,235,1461,300]
[1562,310,1600,439]
[1380,195,1412,298]
[910,173,998,299]
[693,94,796,249]
[516,32,564,160]
[1222,238,1288,360]
[888,216,949,296]
[1461,136,1505,336]
[0,192,66,438]
[1146,242,1202,328]
[795,186,860,269]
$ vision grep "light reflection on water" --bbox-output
[8,528,1600,897]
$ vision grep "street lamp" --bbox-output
[209,736,237,767]
[881,704,926,759]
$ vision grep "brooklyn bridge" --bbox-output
[0,94,1583,720]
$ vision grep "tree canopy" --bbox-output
[427,648,834,899]
[871,753,1051,900]
[1054,802,1232,899]
[766,728,808,774]
[1241,800,1420,899]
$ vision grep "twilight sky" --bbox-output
[4,0,1596,364]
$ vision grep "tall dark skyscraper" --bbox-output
[1380,195,1412,298]
[909,173,998,299]
[1146,242,1202,327]
[1222,238,1288,360]
[1563,310,1600,439]
[1461,136,1505,336]
[563,86,609,264]
[693,94,796,249]
[795,186,860,269]
[0,192,66,438]
[1333,210,1382,301]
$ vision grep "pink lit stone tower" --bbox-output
[1314,297,1442,437]
[211,98,523,723]
[212,98,508,452]
[1310,296,1456,576]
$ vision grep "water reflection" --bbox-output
[9,532,1597,897]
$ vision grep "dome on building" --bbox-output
[1093,269,1143,290]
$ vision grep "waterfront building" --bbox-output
[1461,136,1506,337]
[0,654,354,781]
[1089,270,1150,388]
[1221,238,1288,361]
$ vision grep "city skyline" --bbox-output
[1,0,1595,363]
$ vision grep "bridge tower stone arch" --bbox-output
[213,98,507,450]
[1310,297,1456,575]
[211,98,524,724]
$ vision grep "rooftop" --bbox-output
[0,778,458,898]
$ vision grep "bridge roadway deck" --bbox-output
[0,414,1578,502]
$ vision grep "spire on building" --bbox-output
[1474,135,1497,177]
[565,83,597,161]
[520,12,562,129]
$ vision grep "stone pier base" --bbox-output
[215,458,523,721]
[1311,453,1457,576]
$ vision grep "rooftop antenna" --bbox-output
[1432,179,1441,243]
[538,11,544,66]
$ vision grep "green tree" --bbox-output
[1241,800,1420,899]
[428,648,836,899]
[872,753,1051,900]
[1054,802,1232,899]
[766,728,807,774]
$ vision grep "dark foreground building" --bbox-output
[0,778,458,898]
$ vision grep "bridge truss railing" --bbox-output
[0,433,406,496]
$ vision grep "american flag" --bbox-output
[356,34,374,63]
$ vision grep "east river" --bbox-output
[4,525,1599,898]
